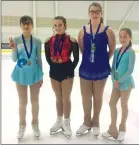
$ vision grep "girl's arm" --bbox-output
[11,37,18,62]
[36,39,43,69]
[70,37,79,69]
[78,28,84,54]
[44,38,53,65]
[111,49,117,82]
[106,27,116,59]
[118,49,135,83]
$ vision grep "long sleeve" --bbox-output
[12,38,18,62]
[118,50,135,83]
[111,49,117,81]
[71,42,79,69]
[36,39,43,70]
[44,40,53,65]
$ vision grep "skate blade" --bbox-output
[102,134,117,141]
[60,128,71,139]
[93,132,100,138]
[62,131,71,140]
[17,138,22,144]
[117,139,124,144]
[50,128,63,135]
[34,136,40,140]
[76,130,91,137]
[93,134,100,139]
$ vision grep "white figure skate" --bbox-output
[17,126,26,143]
[92,127,100,137]
[50,116,63,135]
[62,118,72,139]
[32,124,40,139]
[76,124,91,137]
[117,131,125,144]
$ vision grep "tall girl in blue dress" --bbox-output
[9,15,43,141]
[76,2,116,137]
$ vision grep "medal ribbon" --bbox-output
[54,34,65,57]
[90,22,101,44]
[116,45,130,70]
[22,34,33,59]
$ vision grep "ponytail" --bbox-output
[88,19,91,24]
[52,26,55,35]
[100,17,103,23]
[129,40,132,46]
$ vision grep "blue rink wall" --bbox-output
[1,43,139,53]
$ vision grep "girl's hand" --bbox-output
[114,80,119,88]
[9,37,16,50]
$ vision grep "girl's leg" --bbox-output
[119,87,132,132]
[108,88,120,139]
[61,78,74,118]
[30,82,40,125]
[80,78,93,127]
[61,77,74,137]
[91,79,107,127]
[16,83,28,126]
[51,78,63,117]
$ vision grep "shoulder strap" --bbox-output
[83,26,86,33]
[103,26,109,32]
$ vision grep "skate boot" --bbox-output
[62,118,72,139]
[32,124,40,139]
[17,126,26,142]
[117,131,125,143]
[92,127,100,137]
[76,124,91,137]
[101,131,116,140]
[50,116,63,135]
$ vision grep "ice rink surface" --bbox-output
[2,49,139,144]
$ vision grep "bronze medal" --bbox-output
[27,60,31,66]
[53,58,57,63]
[58,57,63,63]
[51,57,57,63]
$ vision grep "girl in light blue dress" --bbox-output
[9,15,43,142]
[102,28,136,142]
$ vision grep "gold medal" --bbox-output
[53,58,57,63]
[51,57,57,63]
[27,60,31,66]
[58,57,63,63]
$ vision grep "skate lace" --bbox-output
[54,120,61,126]
[80,124,87,129]
[19,126,25,134]
[118,132,125,139]
[33,125,39,132]
[64,122,71,131]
